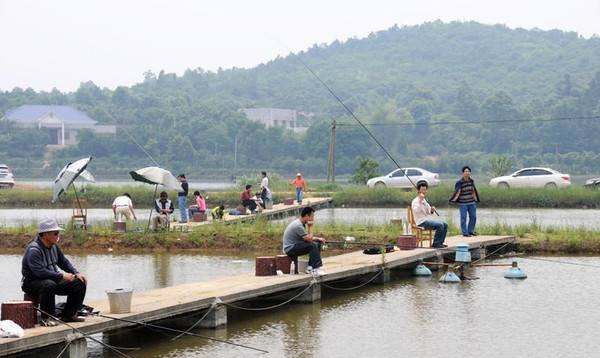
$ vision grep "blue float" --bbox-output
[504,261,527,279]
[439,269,461,283]
[413,264,432,276]
[454,243,471,263]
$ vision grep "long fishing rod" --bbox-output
[280,41,438,215]
[95,313,269,354]
[104,111,161,167]
[336,115,600,127]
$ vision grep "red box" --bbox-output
[192,212,207,222]
[397,235,418,250]
[255,256,277,276]
[283,198,294,205]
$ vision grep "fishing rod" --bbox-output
[94,313,269,354]
[278,40,439,215]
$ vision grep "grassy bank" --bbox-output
[1,220,600,254]
[1,183,599,209]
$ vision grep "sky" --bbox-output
[1,0,599,92]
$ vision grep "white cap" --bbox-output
[38,218,64,234]
[296,173,302,176]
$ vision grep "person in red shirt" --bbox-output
[290,173,307,204]
[240,184,257,213]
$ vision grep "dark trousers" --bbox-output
[242,199,257,212]
[22,278,87,319]
[285,242,323,269]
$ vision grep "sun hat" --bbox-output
[38,218,64,234]
[296,173,302,176]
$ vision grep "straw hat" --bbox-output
[38,218,64,234]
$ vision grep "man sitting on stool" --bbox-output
[21,219,87,326]
[151,191,174,230]
[411,182,448,248]
[283,207,326,276]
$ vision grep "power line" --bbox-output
[335,115,600,127]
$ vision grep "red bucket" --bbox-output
[397,235,418,250]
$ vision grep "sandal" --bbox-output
[40,319,59,327]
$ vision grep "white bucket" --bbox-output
[297,260,309,273]
[106,288,133,314]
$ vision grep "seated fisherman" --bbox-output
[151,191,174,230]
[21,218,87,326]
[240,184,258,213]
[283,207,326,276]
[112,193,137,222]
[411,182,448,248]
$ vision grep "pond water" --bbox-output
[2,207,599,230]
[1,253,600,357]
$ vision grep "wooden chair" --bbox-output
[72,198,88,230]
[407,206,433,247]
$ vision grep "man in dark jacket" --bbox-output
[21,219,87,326]
[450,166,480,236]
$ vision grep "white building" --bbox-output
[242,108,310,133]
[2,105,116,146]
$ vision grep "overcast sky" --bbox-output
[1,0,599,92]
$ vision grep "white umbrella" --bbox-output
[52,157,93,203]
[129,166,181,230]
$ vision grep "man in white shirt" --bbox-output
[260,171,272,208]
[112,193,137,222]
[411,182,448,248]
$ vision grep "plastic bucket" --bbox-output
[106,288,133,314]
[297,259,309,273]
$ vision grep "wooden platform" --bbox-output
[170,197,332,229]
[0,234,514,356]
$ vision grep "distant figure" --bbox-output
[112,193,137,222]
[151,191,174,230]
[260,171,272,208]
[290,173,307,204]
[188,191,207,217]
[412,182,447,248]
[283,206,326,276]
[450,166,480,237]
[211,205,225,220]
[177,174,189,223]
[21,219,87,326]
[241,184,257,213]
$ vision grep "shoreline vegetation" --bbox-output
[1,184,600,209]
[0,220,598,255]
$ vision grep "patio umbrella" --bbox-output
[52,157,94,203]
[129,166,181,230]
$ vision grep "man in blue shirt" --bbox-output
[21,219,87,326]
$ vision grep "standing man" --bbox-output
[450,166,480,237]
[112,193,137,222]
[177,174,189,223]
[283,207,326,276]
[151,191,174,230]
[260,171,272,208]
[291,173,307,204]
[412,182,448,248]
[21,219,87,326]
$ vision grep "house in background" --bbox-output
[1,105,116,147]
[242,108,312,133]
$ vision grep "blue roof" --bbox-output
[4,105,97,125]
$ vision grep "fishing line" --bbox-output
[336,115,600,127]
[272,38,438,214]
[518,256,600,269]
[104,110,161,167]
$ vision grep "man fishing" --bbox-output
[411,182,448,248]
[151,191,174,230]
[283,206,326,276]
[21,219,87,326]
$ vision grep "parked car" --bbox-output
[489,167,570,189]
[584,177,600,189]
[366,167,440,189]
[0,164,15,189]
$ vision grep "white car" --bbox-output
[489,167,571,189]
[366,167,440,189]
[0,164,15,189]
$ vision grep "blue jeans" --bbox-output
[420,220,448,246]
[178,196,188,223]
[295,187,303,203]
[459,203,477,235]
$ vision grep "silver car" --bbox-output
[0,164,15,189]
[489,167,571,189]
[366,167,440,189]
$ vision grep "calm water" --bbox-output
[2,253,600,357]
[1,207,599,229]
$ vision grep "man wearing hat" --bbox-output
[21,218,87,326]
[290,173,307,204]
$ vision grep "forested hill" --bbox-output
[2,21,600,178]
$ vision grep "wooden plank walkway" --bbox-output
[0,234,514,356]
[170,197,332,229]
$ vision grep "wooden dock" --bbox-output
[0,234,515,357]
[170,197,332,229]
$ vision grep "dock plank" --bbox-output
[0,234,514,356]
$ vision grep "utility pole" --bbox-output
[327,119,336,183]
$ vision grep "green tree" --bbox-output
[350,157,380,184]
[489,155,513,177]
